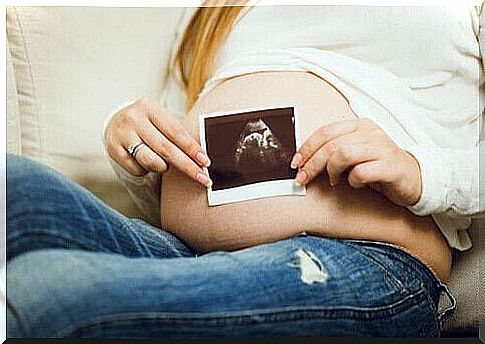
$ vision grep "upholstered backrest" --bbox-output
[6,6,185,218]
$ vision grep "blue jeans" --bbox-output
[6,154,456,338]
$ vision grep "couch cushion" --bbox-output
[441,219,483,336]
[6,6,184,220]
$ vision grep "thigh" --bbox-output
[6,154,193,261]
[7,235,440,338]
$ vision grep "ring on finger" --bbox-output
[126,140,145,159]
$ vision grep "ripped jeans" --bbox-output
[6,154,456,338]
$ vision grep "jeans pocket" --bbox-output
[342,241,410,295]
[342,239,455,330]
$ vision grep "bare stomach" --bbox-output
[160,71,452,282]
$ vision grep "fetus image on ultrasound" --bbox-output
[203,107,298,191]
[233,118,290,173]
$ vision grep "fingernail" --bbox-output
[295,170,307,186]
[205,179,213,188]
[290,153,303,169]
[196,172,212,187]
[196,152,211,167]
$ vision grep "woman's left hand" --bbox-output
[290,118,422,207]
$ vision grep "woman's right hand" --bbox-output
[104,98,212,187]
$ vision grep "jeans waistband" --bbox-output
[341,238,457,329]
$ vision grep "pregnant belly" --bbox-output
[160,71,451,282]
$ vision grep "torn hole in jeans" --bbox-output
[288,248,329,285]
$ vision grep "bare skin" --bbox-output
[160,71,452,283]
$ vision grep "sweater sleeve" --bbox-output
[406,5,484,221]
[102,101,162,227]
[406,143,481,219]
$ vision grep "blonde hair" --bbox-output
[173,0,251,109]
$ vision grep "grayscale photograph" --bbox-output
[200,105,306,205]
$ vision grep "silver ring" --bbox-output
[126,140,145,159]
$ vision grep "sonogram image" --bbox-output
[233,118,290,172]
[203,107,297,191]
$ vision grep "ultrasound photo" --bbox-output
[199,105,306,206]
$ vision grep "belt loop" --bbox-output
[437,282,457,329]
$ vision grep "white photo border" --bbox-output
[199,103,306,206]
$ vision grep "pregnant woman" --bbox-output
[7,2,482,338]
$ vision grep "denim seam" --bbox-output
[343,240,442,286]
[119,218,156,258]
[122,218,188,258]
[342,243,409,294]
[55,289,428,337]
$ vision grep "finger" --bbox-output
[297,131,372,186]
[291,119,361,169]
[295,146,328,186]
[104,127,148,177]
[138,120,212,187]
[131,143,169,174]
[106,131,148,177]
[326,137,379,186]
[112,145,149,176]
[347,160,391,189]
[119,133,167,174]
[142,100,211,167]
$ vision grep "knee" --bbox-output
[7,155,48,225]
[7,154,61,190]
[8,155,51,200]
[6,154,72,213]
[7,250,98,337]
[6,155,75,260]
[7,154,40,177]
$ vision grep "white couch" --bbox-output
[6,6,484,337]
